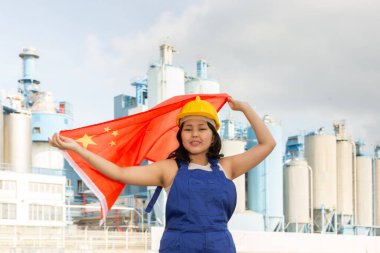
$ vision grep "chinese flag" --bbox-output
[60,93,229,222]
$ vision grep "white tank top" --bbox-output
[164,162,228,194]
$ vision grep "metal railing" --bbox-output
[0,226,151,252]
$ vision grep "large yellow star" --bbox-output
[76,134,97,149]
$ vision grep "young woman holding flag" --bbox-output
[49,95,275,253]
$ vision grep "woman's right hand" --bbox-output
[48,133,81,152]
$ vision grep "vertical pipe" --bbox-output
[372,158,376,229]
[264,158,268,231]
[321,205,325,234]
[0,104,3,165]
[351,141,357,226]
[308,165,314,233]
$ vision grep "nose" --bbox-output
[191,130,199,137]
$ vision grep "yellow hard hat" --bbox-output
[176,96,220,130]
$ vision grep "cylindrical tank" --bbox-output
[3,113,32,173]
[304,134,337,210]
[375,158,380,227]
[147,64,184,108]
[221,140,246,212]
[32,142,64,169]
[185,79,220,94]
[147,45,184,108]
[336,141,354,216]
[355,156,373,226]
[185,59,220,94]
[19,48,39,81]
[0,104,3,164]
[247,116,283,219]
[283,159,310,224]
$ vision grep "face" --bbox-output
[180,119,214,157]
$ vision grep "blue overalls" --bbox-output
[146,159,237,253]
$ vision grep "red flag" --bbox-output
[60,93,230,222]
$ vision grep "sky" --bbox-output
[1,0,379,154]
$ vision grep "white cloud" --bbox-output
[84,0,379,150]
[4,0,378,151]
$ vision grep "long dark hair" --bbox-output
[167,122,224,163]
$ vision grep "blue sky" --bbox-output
[1,0,379,153]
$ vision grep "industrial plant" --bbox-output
[0,45,379,252]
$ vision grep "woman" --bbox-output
[49,96,276,252]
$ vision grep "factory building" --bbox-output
[1,48,72,227]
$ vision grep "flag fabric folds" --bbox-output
[60,93,230,222]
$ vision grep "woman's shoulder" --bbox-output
[218,157,233,179]
[156,159,179,188]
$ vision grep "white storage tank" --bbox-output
[221,140,246,212]
[283,159,311,231]
[3,112,32,173]
[355,156,373,227]
[374,150,380,229]
[304,131,337,233]
[336,141,354,217]
[304,132,337,210]
[147,44,184,108]
[0,104,3,164]
[32,142,64,170]
[185,60,220,94]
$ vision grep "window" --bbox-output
[78,180,83,192]
[29,204,63,221]
[33,127,41,134]
[0,203,16,219]
[28,182,63,199]
[0,180,16,191]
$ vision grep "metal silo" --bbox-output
[221,140,246,213]
[185,60,220,94]
[283,159,312,232]
[3,112,32,173]
[247,115,283,231]
[0,104,3,164]
[147,44,184,108]
[354,141,373,229]
[355,156,373,227]
[374,145,380,231]
[333,121,354,227]
[304,131,337,233]
[31,94,73,171]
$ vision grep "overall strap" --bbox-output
[145,186,162,213]
[209,158,220,172]
[145,159,185,213]
[209,158,225,180]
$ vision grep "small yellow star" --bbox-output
[112,130,119,137]
[104,127,111,132]
[110,141,116,146]
[76,134,97,149]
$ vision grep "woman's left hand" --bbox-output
[227,97,249,112]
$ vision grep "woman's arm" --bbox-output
[49,133,173,186]
[220,97,276,180]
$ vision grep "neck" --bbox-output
[189,154,208,166]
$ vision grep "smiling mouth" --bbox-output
[190,141,201,146]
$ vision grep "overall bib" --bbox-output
[146,159,237,253]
